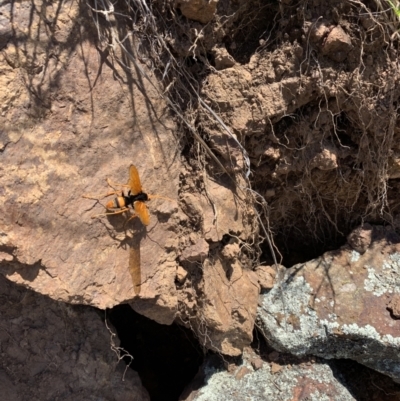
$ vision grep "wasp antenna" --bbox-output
[148,194,174,202]
[106,178,131,189]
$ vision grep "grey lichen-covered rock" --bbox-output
[180,348,355,401]
[257,226,400,382]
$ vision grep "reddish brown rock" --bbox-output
[322,26,352,62]
[387,294,400,318]
[180,174,252,243]
[347,223,372,254]
[270,361,283,374]
[388,156,400,179]
[193,258,259,355]
[212,46,236,70]
[208,130,245,172]
[176,265,188,284]
[254,265,276,290]
[177,173,258,355]
[221,241,240,260]
[202,65,321,137]
[180,238,209,262]
[0,0,257,354]
[310,146,338,170]
[307,19,331,43]
[0,0,183,326]
[250,357,263,370]
[175,0,218,24]
[0,3,11,50]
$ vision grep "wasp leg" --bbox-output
[124,213,145,228]
[123,213,138,227]
[91,207,130,219]
[82,190,122,201]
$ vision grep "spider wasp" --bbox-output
[84,164,151,226]
[83,165,174,293]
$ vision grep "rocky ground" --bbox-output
[1,0,400,399]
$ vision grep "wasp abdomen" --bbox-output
[106,196,127,209]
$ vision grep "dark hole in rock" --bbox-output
[261,232,347,267]
[108,305,204,401]
[329,358,400,401]
[220,233,232,247]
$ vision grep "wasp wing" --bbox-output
[128,165,143,196]
[134,201,150,226]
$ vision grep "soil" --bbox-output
[192,0,400,266]
[145,0,400,265]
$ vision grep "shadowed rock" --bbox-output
[0,275,149,401]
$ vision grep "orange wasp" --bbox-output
[84,165,173,294]
[86,164,150,226]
